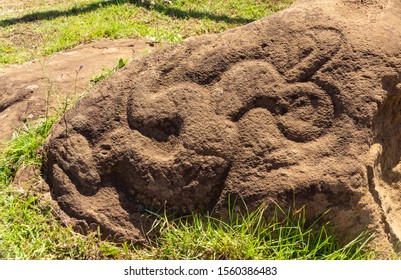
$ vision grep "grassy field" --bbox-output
[0,0,384,260]
[0,0,293,65]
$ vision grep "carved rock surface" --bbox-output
[45,0,401,250]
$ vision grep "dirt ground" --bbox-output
[0,39,160,143]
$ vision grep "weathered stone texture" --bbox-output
[45,0,401,252]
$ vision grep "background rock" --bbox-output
[45,0,401,252]
[0,39,157,143]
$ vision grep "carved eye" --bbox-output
[128,114,183,142]
[127,92,183,142]
[277,83,334,142]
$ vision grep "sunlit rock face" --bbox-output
[45,0,401,252]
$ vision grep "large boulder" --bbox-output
[45,0,401,251]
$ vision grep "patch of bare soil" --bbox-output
[0,39,159,143]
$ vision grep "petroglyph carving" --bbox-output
[45,0,401,253]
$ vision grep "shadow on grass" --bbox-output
[0,0,254,28]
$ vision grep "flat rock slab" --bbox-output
[0,39,157,143]
[45,0,401,253]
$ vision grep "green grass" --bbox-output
[0,117,56,186]
[143,205,376,260]
[0,0,294,65]
[90,57,128,84]
[0,185,139,259]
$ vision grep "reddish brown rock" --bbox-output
[45,0,401,252]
